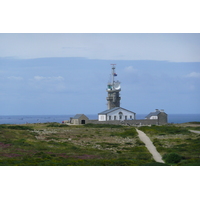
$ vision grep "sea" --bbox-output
[0,114,200,125]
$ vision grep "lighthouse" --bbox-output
[98,64,135,122]
[106,64,121,109]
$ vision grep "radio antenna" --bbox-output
[110,64,116,85]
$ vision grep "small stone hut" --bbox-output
[145,109,168,125]
[70,114,89,125]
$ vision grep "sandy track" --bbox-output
[136,129,164,163]
[189,130,200,134]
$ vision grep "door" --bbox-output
[81,120,85,124]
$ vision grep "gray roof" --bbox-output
[73,114,84,119]
[145,111,161,118]
[98,107,135,115]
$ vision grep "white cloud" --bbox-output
[1,34,200,62]
[124,66,137,73]
[34,76,64,81]
[186,72,200,78]
[7,76,23,80]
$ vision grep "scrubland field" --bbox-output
[0,122,199,166]
[139,123,200,166]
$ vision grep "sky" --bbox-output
[0,33,200,115]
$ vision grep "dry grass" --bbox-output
[32,126,138,153]
[139,124,200,165]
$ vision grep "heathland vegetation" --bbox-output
[0,123,199,166]
[139,124,200,165]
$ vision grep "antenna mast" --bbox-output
[110,64,116,86]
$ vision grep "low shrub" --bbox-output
[139,125,190,135]
[12,139,32,147]
[0,125,7,129]
[136,152,152,160]
[135,139,145,146]
[141,162,170,166]
[163,153,182,164]
[153,138,162,146]
[0,125,33,130]
[125,142,133,145]
[83,123,123,128]
[177,158,200,166]
[46,123,69,127]
[111,128,137,138]
[96,142,120,148]
[188,126,200,131]
[188,122,200,124]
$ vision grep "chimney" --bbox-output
[155,109,159,112]
[160,109,164,112]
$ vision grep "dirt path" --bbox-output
[136,129,164,163]
[190,130,200,134]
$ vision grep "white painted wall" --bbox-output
[150,116,158,119]
[106,108,135,121]
[98,115,106,121]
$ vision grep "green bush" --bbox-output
[177,158,200,166]
[0,125,7,129]
[141,162,170,166]
[84,123,123,128]
[153,138,162,146]
[96,142,120,148]
[135,139,145,146]
[12,139,32,146]
[0,125,33,130]
[111,128,137,138]
[188,122,200,124]
[139,125,190,135]
[163,153,182,164]
[46,123,69,127]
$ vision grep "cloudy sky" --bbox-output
[0,33,200,115]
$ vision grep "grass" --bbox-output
[83,123,124,128]
[0,124,154,166]
[0,124,34,130]
[187,122,200,125]
[46,122,69,128]
[139,125,200,166]
[1,123,200,166]
[187,126,200,131]
[139,125,190,135]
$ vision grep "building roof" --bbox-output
[98,107,135,115]
[73,114,85,119]
[145,111,161,118]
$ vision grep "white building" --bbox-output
[98,107,136,121]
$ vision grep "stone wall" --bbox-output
[88,119,159,126]
[158,112,168,125]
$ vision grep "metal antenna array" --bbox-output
[110,64,116,85]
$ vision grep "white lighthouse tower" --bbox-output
[106,64,121,109]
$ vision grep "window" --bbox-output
[100,115,105,121]
[119,112,123,120]
[130,115,132,119]
[114,116,116,120]
[109,116,111,120]
[125,116,127,120]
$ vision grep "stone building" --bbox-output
[145,109,168,125]
[70,114,89,125]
